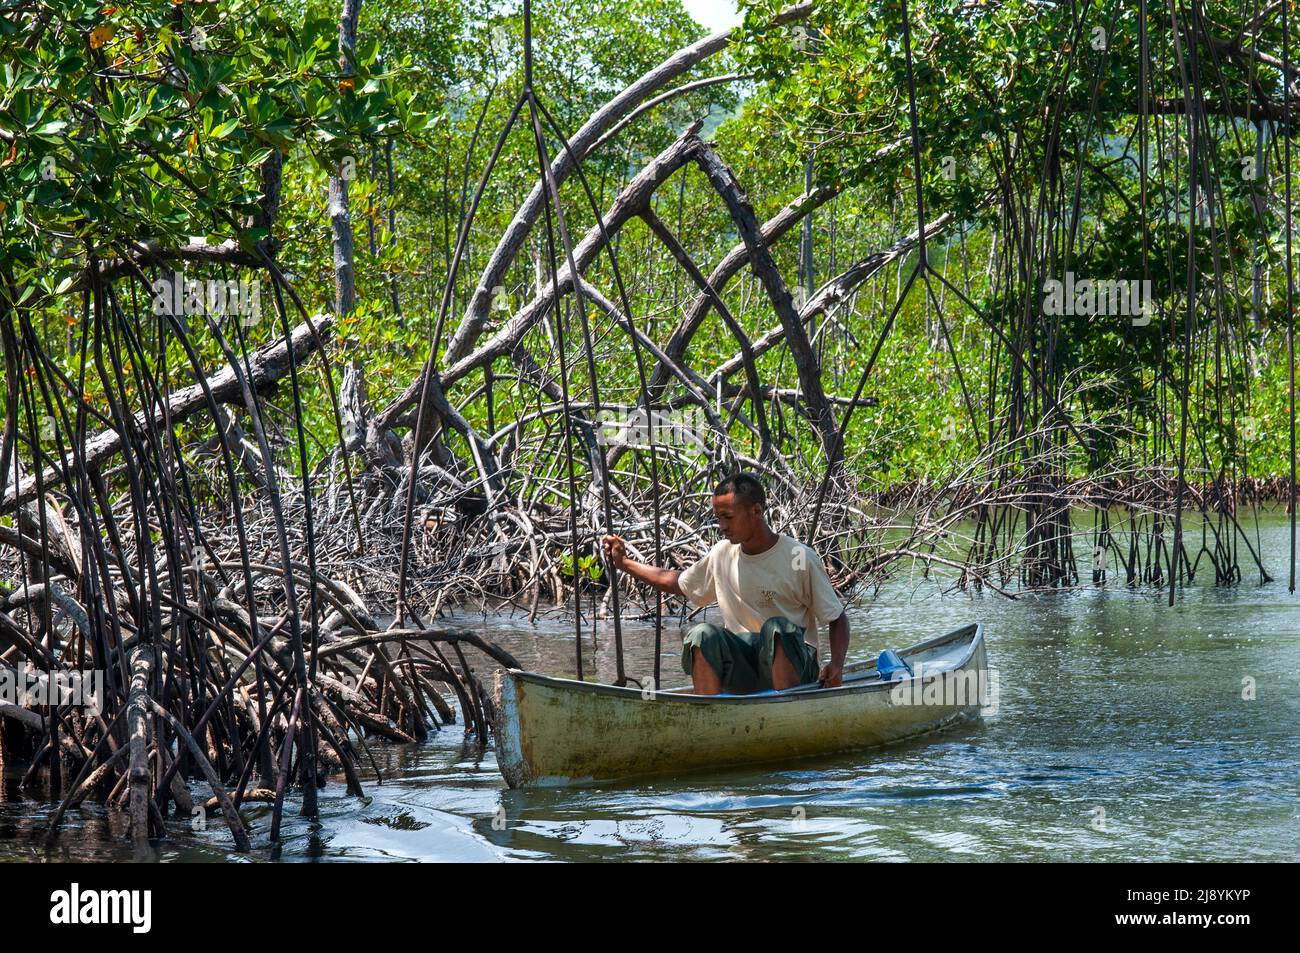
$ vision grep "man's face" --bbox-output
[712,492,762,544]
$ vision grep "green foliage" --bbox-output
[2,0,1296,500]
[560,549,603,581]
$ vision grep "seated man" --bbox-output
[601,472,849,695]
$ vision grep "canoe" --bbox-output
[492,621,989,787]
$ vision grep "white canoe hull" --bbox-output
[493,622,988,787]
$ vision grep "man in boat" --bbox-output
[601,472,849,695]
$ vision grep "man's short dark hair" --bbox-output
[714,472,765,508]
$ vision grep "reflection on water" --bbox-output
[3,516,1298,861]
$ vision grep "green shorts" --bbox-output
[681,615,820,694]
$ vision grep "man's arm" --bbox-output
[601,534,684,598]
[819,612,850,688]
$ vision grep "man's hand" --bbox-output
[818,661,843,689]
[600,535,684,597]
[820,613,849,688]
[601,534,628,571]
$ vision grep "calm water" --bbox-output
[3,515,1298,862]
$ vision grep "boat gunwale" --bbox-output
[501,622,985,706]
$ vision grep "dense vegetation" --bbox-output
[3,0,1294,488]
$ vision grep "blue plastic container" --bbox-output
[876,649,914,681]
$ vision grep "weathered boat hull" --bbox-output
[493,623,988,787]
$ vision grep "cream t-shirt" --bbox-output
[678,534,845,649]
